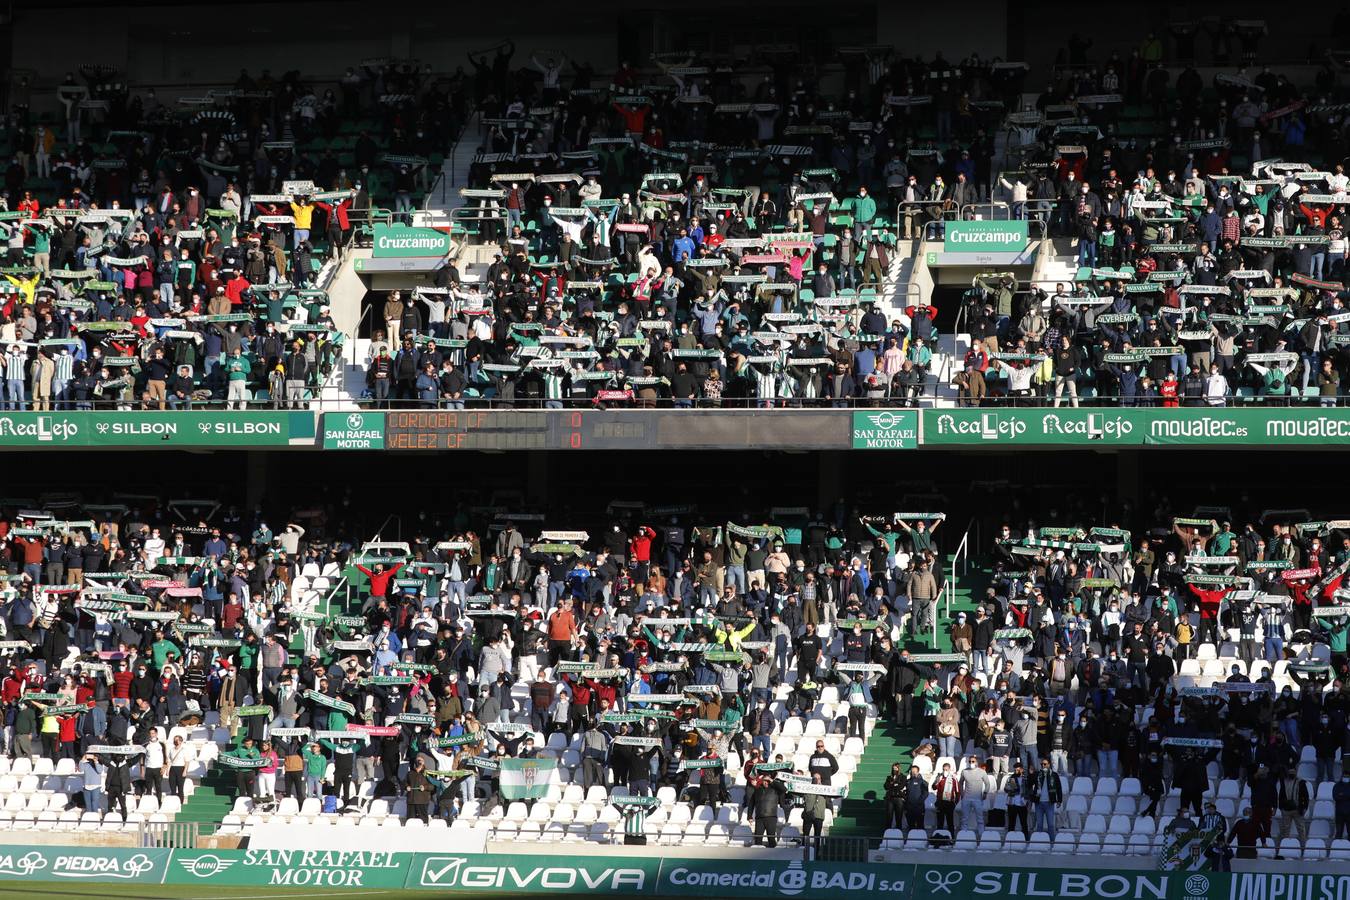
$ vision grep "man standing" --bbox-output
[932,762,961,835]
[1029,757,1062,839]
[799,774,829,842]
[883,762,905,830]
[1005,761,1031,838]
[750,773,789,847]
[224,346,251,409]
[1051,335,1081,408]
[283,340,309,409]
[1276,769,1310,846]
[959,756,990,835]
[807,740,839,793]
[907,561,938,640]
[903,764,929,831]
[546,599,577,666]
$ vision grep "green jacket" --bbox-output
[302,748,328,777]
[854,195,877,224]
[1327,619,1348,653]
[225,356,251,382]
[151,638,178,671]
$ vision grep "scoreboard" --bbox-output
[380,410,849,450]
[385,411,584,450]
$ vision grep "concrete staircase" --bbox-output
[176,763,237,836]
[425,112,482,212]
[828,555,987,839]
[1032,237,1079,292]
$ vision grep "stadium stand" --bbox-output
[0,504,921,848]
[0,496,1347,865]
[0,61,467,410]
[3,22,1350,412]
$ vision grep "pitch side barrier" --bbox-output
[0,846,1337,898]
[6,407,1350,450]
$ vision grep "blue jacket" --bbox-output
[416,372,438,401]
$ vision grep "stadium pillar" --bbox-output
[526,452,549,505]
[818,452,843,510]
[1116,451,1140,505]
[245,453,271,510]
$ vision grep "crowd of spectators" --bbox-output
[0,63,467,409]
[361,45,1024,408]
[0,499,947,843]
[891,509,1350,864]
[953,42,1350,407]
[3,492,1350,856]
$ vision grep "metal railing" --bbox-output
[424,110,478,211]
[959,201,1011,221]
[140,820,198,849]
[894,200,948,245]
[19,386,1338,413]
[947,518,972,611]
[319,573,350,618]
[803,835,878,862]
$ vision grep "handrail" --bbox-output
[320,574,349,618]
[423,111,474,212]
[944,298,968,387]
[140,820,199,849]
[959,201,1011,221]
[945,521,972,626]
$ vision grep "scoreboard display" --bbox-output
[381,410,848,450]
[385,411,583,450]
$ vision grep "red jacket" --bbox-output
[1,674,26,703]
[111,671,133,700]
[225,275,251,306]
[933,774,962,802]
[629,526,656,562]
[356,562,405,598]
[614,102,650,134]
[12,535,44,565]
[588,678,617,709]
[565,674,592,707]
[315,199,352,231]
[1301,203,1332,229]
[1187,583,1231,619]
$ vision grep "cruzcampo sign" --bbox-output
[372,224,453,258]
[851,410,918,449]
[943,220,1029,253]
[0,411,316,448]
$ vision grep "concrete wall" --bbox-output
[11,2,620,90]
[877,1,1009,63]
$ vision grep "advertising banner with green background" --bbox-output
[851,410,919,449]
[12,848,1334,900]
[0,411,316,448]
[171,848,409,888]
[0,846,170,882]
[373,224,454,258]
[412,854,660,893]
[322,411,386,449]
[943,220,1029,253]
[910,865,1216,900]
[920,408,1350,447]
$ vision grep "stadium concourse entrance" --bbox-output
[16,448,1350,532]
